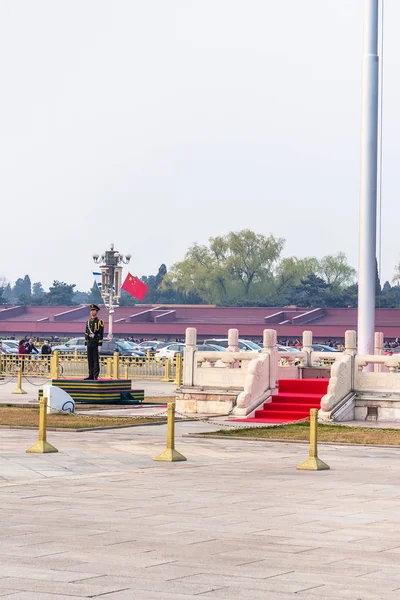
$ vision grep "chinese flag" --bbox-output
[121,273,149,301]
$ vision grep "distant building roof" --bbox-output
[0,304,399,340]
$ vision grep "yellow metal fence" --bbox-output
[0,352,183,386]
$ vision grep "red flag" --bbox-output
[121,273,149,301]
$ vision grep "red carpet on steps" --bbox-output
[231,378,329,424]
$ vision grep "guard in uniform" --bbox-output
[84,304,104,380]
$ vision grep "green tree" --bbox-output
[289,274,329,307]
[32,282,44,296]
[46,281,76,305]
[274,256,319,301]
[89,282,102,304]
[0,286,7,306]
[317,253,356,288]
[3,283,12,302]
[165,230,284,303]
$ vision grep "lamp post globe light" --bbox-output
[92,243,131,339]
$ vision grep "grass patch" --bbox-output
[206,421,400,446]
[0,407,166,429]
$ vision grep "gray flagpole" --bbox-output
[357,0,380,354]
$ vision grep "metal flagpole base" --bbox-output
[296,457,330,471]
[26,441,58,454]
[154,448,187,462]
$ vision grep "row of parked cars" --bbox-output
[0,337,341,358]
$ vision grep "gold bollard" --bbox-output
[106,357,112,379]
[296,409,330,471]
[175,353,183,386]
[162,358,171,381]
[112,352,119,379]
[50,351,59,380]
[12,367,27,395]
[26,397,58,454]
[154,402,187,462]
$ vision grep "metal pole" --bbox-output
[357,0,380,355]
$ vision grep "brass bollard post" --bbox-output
[106,357,112,379]
[154,402,187,462]
[112,352,119,379]
[175,353,183,386]
[297,409,330,471]
[12,367,27,395]
[26,397,58,454]
[162,358,171,381]
[50,351,59,380]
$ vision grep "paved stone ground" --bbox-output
[0,421,400,599]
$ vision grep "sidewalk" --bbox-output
[0,422,400,598]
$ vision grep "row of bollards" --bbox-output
[24,400,328,469]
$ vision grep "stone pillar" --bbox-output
[263,329,278,391]
[374,331,384,373]
[344,329,357,388]
[227,328,239,352]
[302,330,313,367]
[183,328,197,387]
[344,330,357,356]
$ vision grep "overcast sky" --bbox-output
[0,0,398,292]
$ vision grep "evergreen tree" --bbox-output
[46,281,76,305]
[89,282,102,304]
[32,282,44,296]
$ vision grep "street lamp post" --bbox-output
[93,244,131,339]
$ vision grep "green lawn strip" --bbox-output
[203,422,400,446]
[0,407,166,429]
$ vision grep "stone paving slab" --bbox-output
[0,424,399,598]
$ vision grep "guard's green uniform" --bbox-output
[85,308,104,379]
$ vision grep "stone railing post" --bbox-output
[183,328,197,387]
[344,330,357,356]
[374,332,384,373]
[262,329,278,391]
[302,330,313,367]
[227,328,239,352]
[343,330,357,388]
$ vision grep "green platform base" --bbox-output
[296,456,330,471]
[154,448,187,462]
[38,379,144,405]
[26,440,58,454]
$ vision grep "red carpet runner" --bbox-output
[232,378,329,424]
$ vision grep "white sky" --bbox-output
[0,0,398,291]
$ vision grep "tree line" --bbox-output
[1,229,400,308]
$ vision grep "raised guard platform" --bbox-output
[38,379,144,405]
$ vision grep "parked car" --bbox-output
[52,337,86,352]
[100,340,145,357]
[309,344,340,353]
[196,344,226,352]
[0,340,19,354]
[277,344,301,353]
[155,343,185,361]
[204,339,262,352]
[384,347,400,355]
[136,340,167,353]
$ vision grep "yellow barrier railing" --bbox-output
[0,352,183,385]
[0,354,52,377]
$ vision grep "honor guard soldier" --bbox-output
[85,304,104,380]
